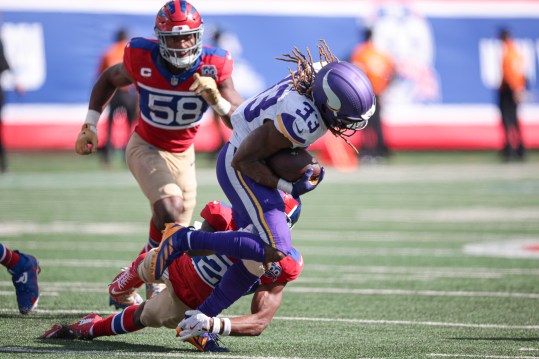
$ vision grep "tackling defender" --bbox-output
[42,195,303,352]
[73,0,244,298]
[149,41,376,322]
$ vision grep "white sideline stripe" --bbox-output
[304,265,539,276]
[20,259,134,268]
[3,257,539,279]
[0,308,536,331]
[0,222,146,236]
[286,287,539,299]
[275,317,539,330]
[2,282,538,299]
[6,231,539,245]
[429,354,539,358]
[0,164,537,189]
[294,231,539,243]
[0,347,313,359]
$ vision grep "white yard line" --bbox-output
[285,287,539,299]
[276,317,539,330]
[3,281,539,299]
[1,164,538,190]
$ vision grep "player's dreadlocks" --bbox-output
[276,39,359,154]
[276,39,338,99]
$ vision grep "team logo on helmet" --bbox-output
[263,262,283,282]
[361,100,376,120]
[201,65,218,80]
[322,69,341,113]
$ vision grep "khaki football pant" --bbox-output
[126,132,197,226]
[136,249,189,329]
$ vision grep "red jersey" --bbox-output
[123,37,234,152]
[167,201,304,309]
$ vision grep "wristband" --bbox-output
[82,123,97,134]
[85,109,101,127]
[221,318,232,336]
[212,97,232,116]
[277,178,293,194]
[211,317,221,334]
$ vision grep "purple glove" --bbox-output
[292,167,325,197]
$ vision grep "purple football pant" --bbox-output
[216,142,292,256]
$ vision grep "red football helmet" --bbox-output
[154,0,204,69]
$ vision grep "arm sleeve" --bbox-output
[197,260,259,317]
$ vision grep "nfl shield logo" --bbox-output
[171,77,178,86]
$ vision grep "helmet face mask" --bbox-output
[155,0,204,69]
[312,61,376,136]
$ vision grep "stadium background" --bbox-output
[0,0,538,153]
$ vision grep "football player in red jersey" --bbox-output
[42,194,304,353]
[74,0,244,298]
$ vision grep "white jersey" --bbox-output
[229,77,328,149]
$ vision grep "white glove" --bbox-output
[176,310,232,340]
[189,73,231,116]
[75,124,98,155]
[176,310,211,340]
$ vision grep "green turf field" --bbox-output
[1,150,538,358]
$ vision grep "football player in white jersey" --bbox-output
[150,40,376,329]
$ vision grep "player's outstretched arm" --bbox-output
[229,282,285,336]
[217,76,244,128]
[177,282,285,338]
[75,63,134,155]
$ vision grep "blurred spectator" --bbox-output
[97,28,138,167]
[498,28,526,161]
[350,27,394,162]
[0,36,24,173]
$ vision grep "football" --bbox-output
[266,148,321,183]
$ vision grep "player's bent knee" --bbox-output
[139,295,182,329]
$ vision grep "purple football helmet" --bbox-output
[312,61,376,135]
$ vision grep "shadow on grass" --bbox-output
[1,339,198,355]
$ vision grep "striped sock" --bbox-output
[0,244,21,270]
[91,304,143,337]
[139,221,162,254]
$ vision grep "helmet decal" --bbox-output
[361,100,376,120]
[322,69,341,113]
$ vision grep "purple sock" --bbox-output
[198,260,259,317]
[185,230,265,262]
